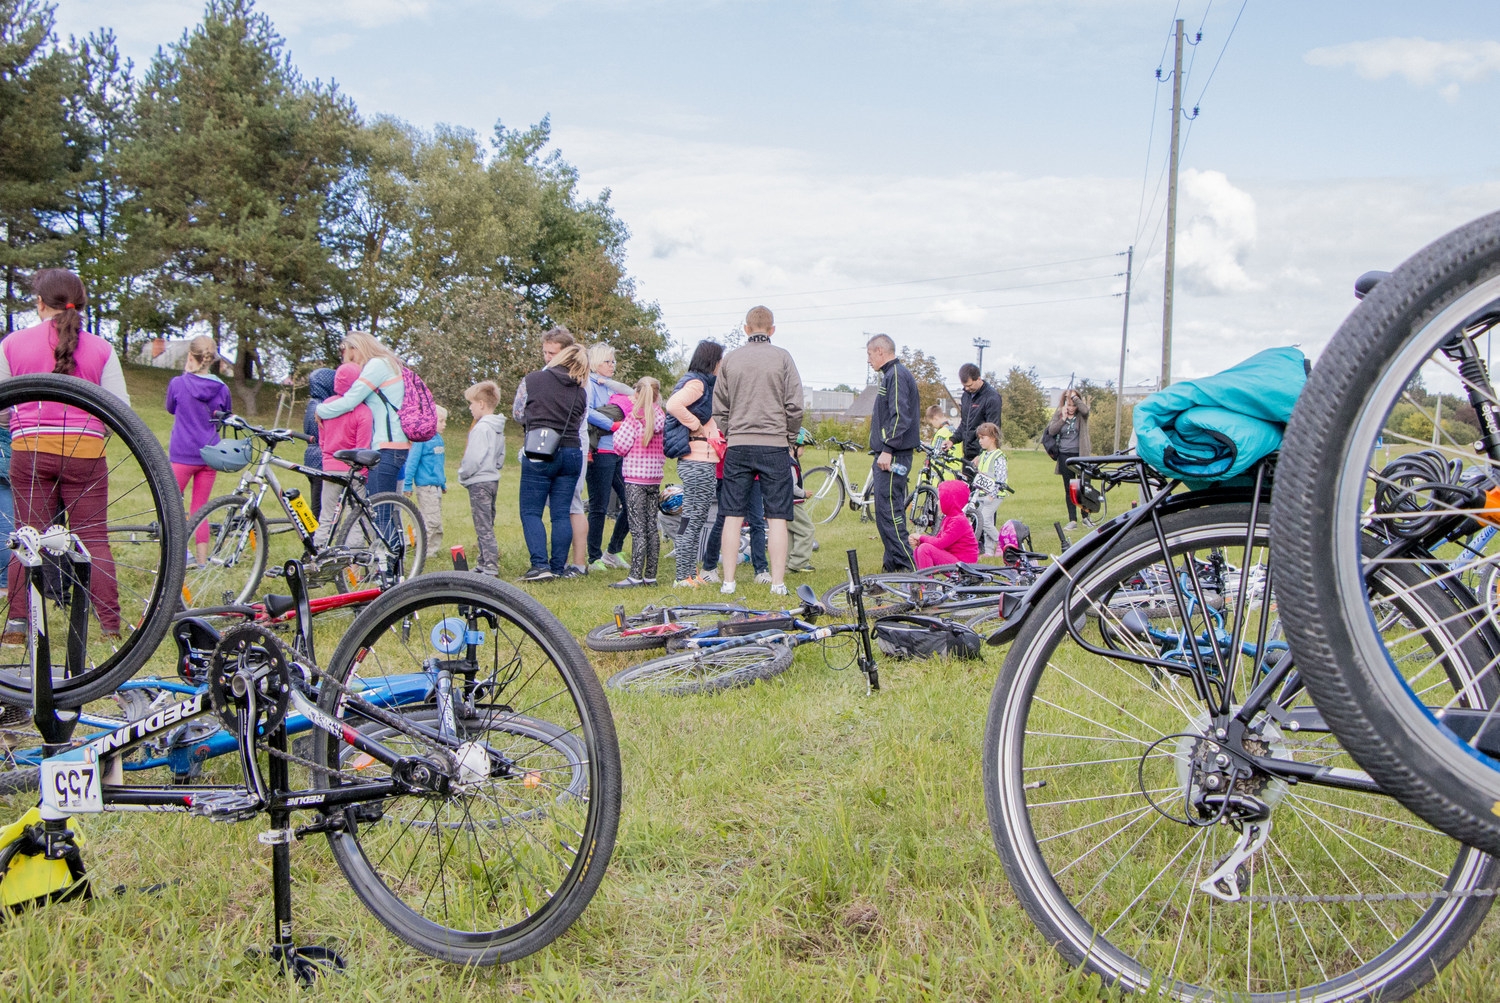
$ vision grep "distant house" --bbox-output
[805,389,855,418]
[844,384,880,419]
[135,337,233,370]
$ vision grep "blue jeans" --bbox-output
[520,447,583,573]
[704,477,767,574]
[369,447,407,545]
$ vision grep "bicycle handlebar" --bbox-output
[215,411,312,444]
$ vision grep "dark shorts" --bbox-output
[720,445,794,521]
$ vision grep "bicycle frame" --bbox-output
[229,441,359,553]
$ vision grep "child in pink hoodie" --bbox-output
[314,363,374,546]
[608,378,665,587]
[909,479,979,569]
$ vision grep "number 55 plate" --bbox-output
[41,749,103,814]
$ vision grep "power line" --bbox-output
[664,253,1118,306]
[666,271,1121,321]
[1190,0,1249,110]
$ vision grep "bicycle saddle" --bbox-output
[331,448,382,469]
[1354,270,1390,300]
[262,594,298,618]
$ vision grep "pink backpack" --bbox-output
[375,367,439,443]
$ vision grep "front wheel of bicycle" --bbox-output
[606,642,794,696]
[986,502,1498,1002]
[584,605,748,652]
[312,572,620,965]
[331,491,427,591]
[1273,208,1500,856]
[800,466,845,524]
[181,496,270,608]
[907,484,939,530]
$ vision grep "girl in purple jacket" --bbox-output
[165,336,232,566]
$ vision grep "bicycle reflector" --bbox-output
[1069,479,1105,515]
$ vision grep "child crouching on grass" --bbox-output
[460,381,507,576]
[609,377,665,588]
[972,421,1009,557]
[403,404,449,564]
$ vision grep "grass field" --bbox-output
[1,364,1497,1002]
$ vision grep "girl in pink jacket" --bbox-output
[910,479,979,569]
[609,378,665,588]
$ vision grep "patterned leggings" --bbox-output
[675,460,717,581]
[625,482,661,582]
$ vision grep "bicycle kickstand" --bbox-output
[845,549,880,693]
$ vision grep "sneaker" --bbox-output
[560,565,589,579]
[788,565,815,573]
[518,566,554,582]
[604,552,629,570]
[643,578,657,586]
[1063,521,1078,531]
[719,581,737,596]
[754,572,773,585]
[700,569,721,583]
[474,566,499,577]
[1081,515,1096,528]
[590,558,613,572]
[673,577,702,588]
[610,577,646,589]
[769,583,788,596]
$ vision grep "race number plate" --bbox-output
[41,752,103,814]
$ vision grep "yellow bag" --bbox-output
[0,807,86,909]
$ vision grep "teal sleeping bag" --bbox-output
[1133,346,1308,484]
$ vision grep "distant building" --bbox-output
[805,389,855,418]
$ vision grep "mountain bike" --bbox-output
[604,550,879,696]
[800,438,876,524]
[905,440,970,529]
[983,454,1498,1001]
[1273,208,1500,858]
[182,413,427,607]
[0,382,619,977]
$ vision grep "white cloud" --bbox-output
[933,299,987,325]
[1175,169,1257,296]
[1305,37,1500,96]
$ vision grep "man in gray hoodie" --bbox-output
[711,305,803,596]
[460,380,508,574]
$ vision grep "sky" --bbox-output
[53,0,1500,392]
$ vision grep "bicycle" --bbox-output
[182,412,427,607]
[905,440,970,530]
[604,550,880,696]
[800,438,876,524]
[983,453,1499,1001]
[1273,208,1500,858]
[0,382,619,976]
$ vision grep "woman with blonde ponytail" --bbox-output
[166,335,232,565]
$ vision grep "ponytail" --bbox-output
[632,377,661,449]
[31,269,88,376]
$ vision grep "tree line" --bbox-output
[0,0,669,411]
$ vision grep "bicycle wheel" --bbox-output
[1274,209,1500,855]
[818,574,952,618]
[585,604,748,652]
[907,484,939,530]
[0,375,185,707]
[800,466,845,525]
[331,491,427,592]
[181,496,270,608]
[312,572,619,965]
[986,502,1498,1001]
[606,642,794,696]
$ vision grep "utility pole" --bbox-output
[1160,17,1184,390]
[1114,245,1134,453]
[972,337,991,374]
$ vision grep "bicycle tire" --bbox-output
[986,502,1498,1001]
[801,466,845,525]
[606,642,794,696]
[819,574,953,617]
[584,605,748,652]
[907,484,939,530]
[181,496,270,608]
[1273,208,1500,856]
[331,490,427,591]
[312,572,620,965]
[0,375,186,707]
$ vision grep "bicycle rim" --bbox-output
[606,643,793,696]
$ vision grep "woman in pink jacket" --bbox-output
[0,269,130,641]
[908,479,978,569]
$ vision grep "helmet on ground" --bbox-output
[658,484,684,515]
[200,439,252,472]
[796,428,814,446]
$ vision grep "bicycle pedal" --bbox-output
[187,791,263,822]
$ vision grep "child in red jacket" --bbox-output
[909,479,978,568]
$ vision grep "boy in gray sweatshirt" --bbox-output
[460,380,508,574]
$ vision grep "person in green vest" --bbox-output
[925,405,964,479]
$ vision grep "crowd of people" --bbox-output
[0,268,1092,603]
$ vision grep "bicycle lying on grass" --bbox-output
[982,453,1497,1001]
[601,550,880,697]
[0,377,619,979]
[182,412,427,607]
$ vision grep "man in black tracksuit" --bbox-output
[958,362,1003,461]
[866,334,919,572]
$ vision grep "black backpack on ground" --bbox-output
[873,615,983,660]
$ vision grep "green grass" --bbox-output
[1,366,1497,1001]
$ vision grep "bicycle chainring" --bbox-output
[207,623,292,736]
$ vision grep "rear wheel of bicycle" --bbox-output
[1273,209,1500,856]
[181,495,270,608]
[0,375,185,707]
[907,484,939,530]
[801,466,845,525]
[312,572,620,965]
[986,502,1498,1002]
[331,491,427,592]
[819,574,952,618]
[606,642,794,696]
[585,605,748,652]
